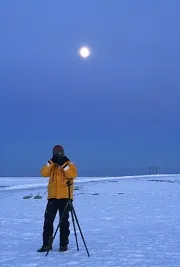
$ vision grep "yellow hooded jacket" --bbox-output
[41,158,77,200]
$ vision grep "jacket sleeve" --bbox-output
[61,160,77,180]
[40,160,54,177]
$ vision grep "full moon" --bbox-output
[79,46,90,58]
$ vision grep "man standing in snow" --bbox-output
[38,145,77,253]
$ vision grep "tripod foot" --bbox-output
[71,206,90,257]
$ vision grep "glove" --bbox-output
[50,155,59,163]
[51,154,69,165]
[56,155,69,166]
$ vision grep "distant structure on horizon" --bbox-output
[148,165,158,175]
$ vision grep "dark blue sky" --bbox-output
[0,0,179,176]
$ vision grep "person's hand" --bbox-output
[50,155,58,163]
[56,155,69,166]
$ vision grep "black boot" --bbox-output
[58,240,69,252]
[37,244,52,252]
[58,245,68,252]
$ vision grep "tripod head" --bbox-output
[66,179,73,201]
[66,179,73,187]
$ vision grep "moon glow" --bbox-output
[79,46,90,58]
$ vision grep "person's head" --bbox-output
[53,145,64,157]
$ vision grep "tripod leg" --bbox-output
[72,206,90,257]
[70,208,79,251]
[45,201,69,256]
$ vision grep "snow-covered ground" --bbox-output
[0,174,180,267]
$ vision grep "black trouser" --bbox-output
[43,198,70,247]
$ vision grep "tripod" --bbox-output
[46,180,90,257]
